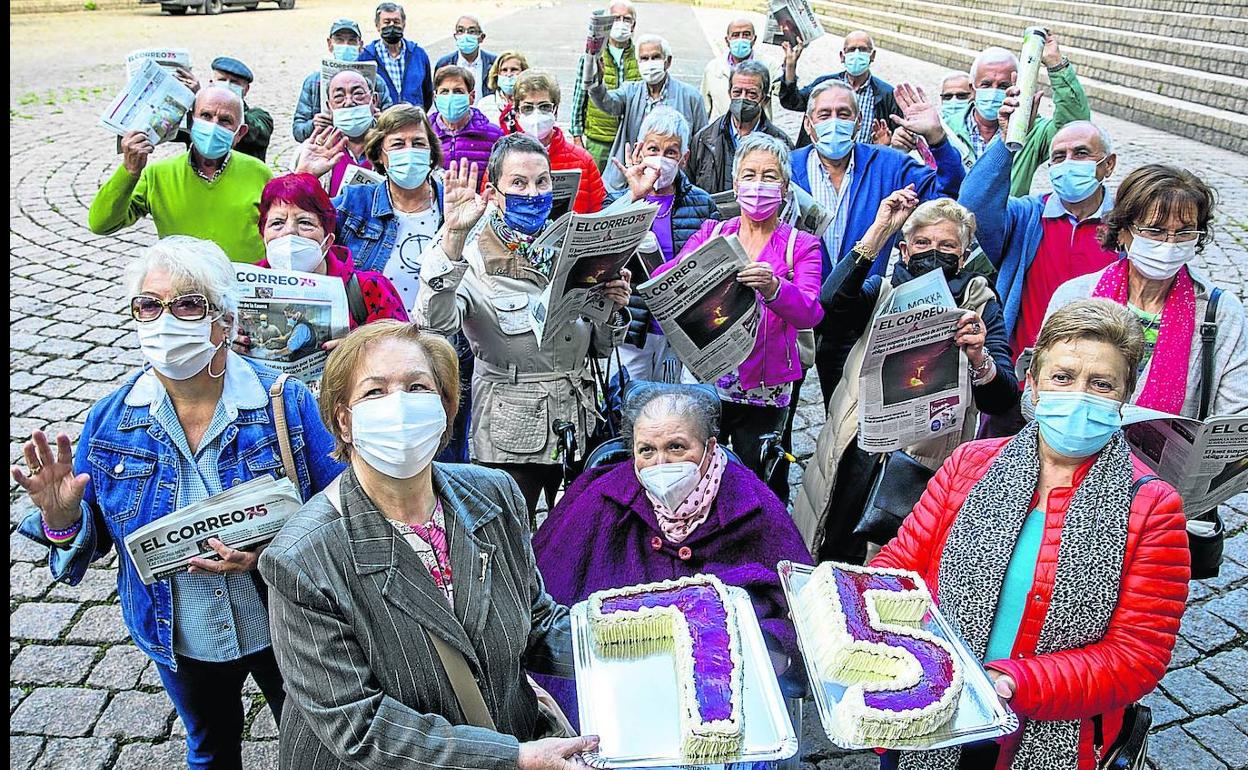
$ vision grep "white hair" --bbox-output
[969,47,1018,82]
[1058,119,1115,155]
[125,236,240,331]
[639,105,689,153]
[805,79,858,117]
[732,133,791,186]
[635,33,671,59]
[940,71,971,89]
[606,0,635,18]
[456,13,482,28]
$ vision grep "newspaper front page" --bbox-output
[100,58,195,145]
[1124,409,1248,514]
[781,185,834,238]
[234,265,350,387]
[320,58,380,110]
[124,47,192,79]
[763,0,826,46]
[637,235,758,382]
[550,169,583,221]
[124,477,302,585]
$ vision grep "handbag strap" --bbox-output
[321,474,497,731]
[1198,286,1222,421]
[267,374,302,496]
[784,225,798,280]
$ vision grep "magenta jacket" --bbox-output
[429,107,504,180]
[655,217,824,389]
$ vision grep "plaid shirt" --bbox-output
[570,52,592,136]
[965,107,990,159]
[853,78,876,142]
[383,46,406,95]
[807,148,856,259]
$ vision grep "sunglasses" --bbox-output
[130,293,217,323]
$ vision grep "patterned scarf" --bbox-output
[643,446,729,544]
[1092,258,1196,414]
[489,212,554,277]
[900,423,1134,770]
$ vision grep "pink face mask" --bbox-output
[737,181,784,221]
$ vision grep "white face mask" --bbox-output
[637,460,702,510]
[643,155,679,190]
[266,234,326,273]
[350,391,446,479]
[136,314,224,381]
[638,59,667,85]
[1126,235,1196,281]
[609,19,633,43]
[518,111,556,143]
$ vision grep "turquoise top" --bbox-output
[985,508,1046,662]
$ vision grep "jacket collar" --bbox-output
[122,351,267,410]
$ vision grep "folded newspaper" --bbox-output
[1122,408,1248,514]
[859,270,967,453]
[124,476,302,585]
[637,235,758,382]
[550,169,583,221]
[235,265,350,387]
[320,58,379,110]
[763,0,826,46]
[100,58,195,145]
[125,47,192,79]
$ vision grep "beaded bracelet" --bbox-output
[43,518,82,544]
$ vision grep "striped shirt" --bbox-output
[806,148,856,260]
[965,107,991,159]
[853,78,876,142]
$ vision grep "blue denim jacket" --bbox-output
[18,358,343,669]
[332,178,445,274]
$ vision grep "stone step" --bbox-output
[1074,0,1242,14]
[804,19,1248,154]
[811,0,1246,78]
[811,2,1248,115]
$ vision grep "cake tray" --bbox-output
[778,561,1019,751]
[571,586,799,768]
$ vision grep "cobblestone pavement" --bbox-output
[9,2,1247,768]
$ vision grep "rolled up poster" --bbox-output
[1005,26,1047,150]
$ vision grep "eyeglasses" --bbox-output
[939,93,971,102]
[1130,225,1205,243]
[517,102,556,116]
[130,293,216,322]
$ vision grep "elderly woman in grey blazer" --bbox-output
[259,320,596,770]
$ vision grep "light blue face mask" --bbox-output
[1048,158,1104,204]
[435,93,471,123]
[497,74,517,95]
[332,44,360,62]
[386,147,432,189]
[974,88,1006,121]
[812,117,856,160]
[728,38,753,60]
[456,34,480,56]
[1034,391,1123,458]
[332,105,374,138]
[843,50,871,77]
[940,97,970,124]
[189,119,236,160]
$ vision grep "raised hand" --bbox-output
[11,430,89,532]
[312,112,333,131]
[443,158,489,234]
[870,118,892,146]
[295,126,348,178]
[121,130,155,177]
[172,68,201,94]
[890,83,945,145]
[600,267,632,311]
[863,184,920,251]
[781,39,805,82]
[1040,30,1063,68]
[610,143,660,202]
[997,79,1022,138]
[890,125,918,153]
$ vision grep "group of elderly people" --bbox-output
[14,4,1247,770]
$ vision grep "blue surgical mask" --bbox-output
[940,97,970,124]
[455,34,480,56]
[812,117,856,160]
[843,50,871,77]
[435,93,471,123]
[1034,391,1123,458]
[500,190,553,235]
[975,88,1006,121]
[332,44,360,62]
[386,147,432,189]
[332,105,374,138]
[189,119,236,160]
[497,74,517,95]
[1048,158,1104,204]
[728,38,753,60]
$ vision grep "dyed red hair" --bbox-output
[258,173,338,236]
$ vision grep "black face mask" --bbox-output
[906,248,962,279]
[380,26,404,43]
[729,98,762,126]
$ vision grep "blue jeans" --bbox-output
[155,648,285,770]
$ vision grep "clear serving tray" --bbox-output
[571,586,799,768]
[778,561,1019,751]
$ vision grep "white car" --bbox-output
[143,0,294,15]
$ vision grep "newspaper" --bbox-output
[550,169,583,221]
[320,58,379,110]
[637,235,758,382]
[340,164,385,187]
[763,0,826,46]
[858,296,968,453]
[711,190,741,221]
[100,58,195,145]
[884,268,958,314]
[781,185,834,238]
[530,201,659,346]
[585,9,614,55]
[1123,408,1248,514]
[123,476,302,585]
[124,47,192,79]
[234,265,350,387]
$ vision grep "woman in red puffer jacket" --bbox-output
[870,299,1190,770]
[511,70,606,214]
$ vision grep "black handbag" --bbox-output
[1095,703,1151,770]
[852,451,934,545]
[1189,286,1225,579]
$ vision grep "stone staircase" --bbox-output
[803,0,1248,154]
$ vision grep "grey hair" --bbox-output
[1058,119,1115,156]
[805,79,857,117]
[639,106,690,154]
[456,13,482,28]
[374,2,405,24]
[901,198,977,252]
[725,16,754,34]
[730,59,771,99]
[732,132,791,186]
[970,46,1018,81]
[635,33,671,59]
[607,0,636,19]
[125,236,240,331]
[621,384,721,448]
[939,71,971,89]
[486,133,550,188]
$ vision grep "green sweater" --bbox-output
[948,64,1090,197]
[87,151,273,262]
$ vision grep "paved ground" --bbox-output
[8,1,1247,768]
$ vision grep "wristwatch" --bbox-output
[851,242,878,264]
[1046,57,1071,73]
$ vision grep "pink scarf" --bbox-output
[1092,258,1196,414]
[644,447,729,544]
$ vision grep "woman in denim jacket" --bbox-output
[13,236,341,770]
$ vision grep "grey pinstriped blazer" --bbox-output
[259,463,574,770]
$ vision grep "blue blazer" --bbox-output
[360,39,434,109]
[433,50,499,97]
